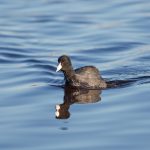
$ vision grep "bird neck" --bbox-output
[63,68,75,81]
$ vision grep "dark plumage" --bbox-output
[56,55,107,89]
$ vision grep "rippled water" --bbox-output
[0,0,150,150]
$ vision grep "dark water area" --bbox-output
[0,0,150,149]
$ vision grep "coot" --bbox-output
[56,55,107,89]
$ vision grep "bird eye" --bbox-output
[61,59,65,63]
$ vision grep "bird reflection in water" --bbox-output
[55,85,102,119]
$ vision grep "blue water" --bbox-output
[0,0,150,149]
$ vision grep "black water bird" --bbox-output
[56,55,107,89]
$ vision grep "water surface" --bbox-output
[0,0,150,150]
